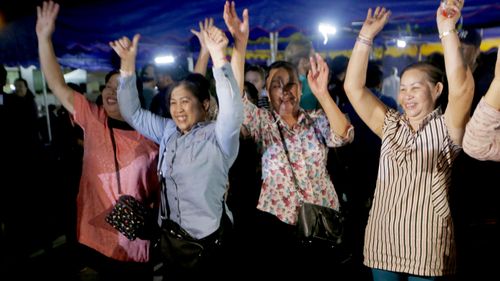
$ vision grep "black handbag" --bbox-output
[297,202,344,247]
[296,202,351,263]
[106,195,152,241]
[160,219,205,269]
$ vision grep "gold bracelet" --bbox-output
[439,29,458,39]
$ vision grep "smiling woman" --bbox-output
[36,1,161,279]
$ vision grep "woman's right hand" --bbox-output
[109,35,140,74]
[359,7,391,40]
[36,1,59,40]
[203,26,229,68]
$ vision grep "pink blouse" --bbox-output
[243,99,353,224]
[73,93,159,262]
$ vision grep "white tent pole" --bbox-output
[41,71,52,143]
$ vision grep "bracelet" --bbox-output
[439,29,458,39]
[358,34,373,42]
[356,36,373,47]
[119,69,134,76]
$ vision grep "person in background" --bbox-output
[111,13,243,277]
[382,66,400,108]
[36,2,160,280]
[284,36,318,110]
[245,64,270,109]
[139,63,158,109]
[343,2,473,280]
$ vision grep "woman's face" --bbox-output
[169,85,208,134]
[101,73,122,119]
[266,67,301,116]
[399,68,442,121]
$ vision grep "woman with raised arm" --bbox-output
[463,47,500,161]
[225,2,353,276]
[343,2,473,279]
[36,1,160,280]
[110,23,243,278]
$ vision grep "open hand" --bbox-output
[191,18,214,55]
[109,35,140,61]
[359,7,391,40]
[36,1,60,39]
[223,1,249,47]
[307,53,330,98]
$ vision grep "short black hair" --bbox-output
[167,73,211,105]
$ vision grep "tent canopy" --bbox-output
[1,0,499,70]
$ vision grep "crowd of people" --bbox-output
[0,0,498,280]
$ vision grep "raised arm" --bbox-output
[205,25,244,158]
[110,35,173,143]
[223,0,249,95]
[191,18,213,76]
[36,1,74,113]
[484,47,500,110]
[463,47,500,161]
[343,7,391,138]
[439,0,474,145]
[308,53,351,137]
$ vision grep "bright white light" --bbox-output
[154,55,175,64]
[396,39,407,48]
[318,23,337,45]
[9,84,15,91]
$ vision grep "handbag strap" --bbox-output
[108,120,122,194]
[275,116,302,196]
[107,117,134,195]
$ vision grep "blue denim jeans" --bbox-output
[372,269,446,281]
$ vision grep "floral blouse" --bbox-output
[243,98,354,224]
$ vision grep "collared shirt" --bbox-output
[118,63,243,239]
[364,108,460,276]
[242,99,354,225]
[463,97,500,161]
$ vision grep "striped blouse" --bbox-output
[364,109,460,276]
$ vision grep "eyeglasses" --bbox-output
[270,81,298,92]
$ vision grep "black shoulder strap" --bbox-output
[108,118,122,194]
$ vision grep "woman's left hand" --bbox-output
[308,53,330,99]
[109,34,140,73]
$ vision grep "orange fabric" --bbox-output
[72,93,159,262]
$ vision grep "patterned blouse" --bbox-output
[242,98,354,225]
[364,109,461,276]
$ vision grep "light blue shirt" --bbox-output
[118,63,243,239]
